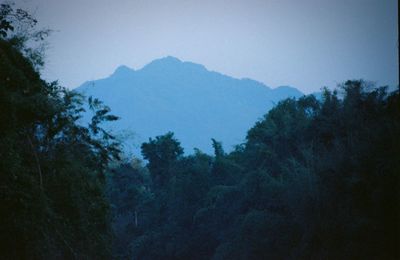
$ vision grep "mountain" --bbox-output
[75,56,303,155]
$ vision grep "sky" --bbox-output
[15,0,399,93]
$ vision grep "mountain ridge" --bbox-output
[76,57,304,155]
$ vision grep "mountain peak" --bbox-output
[75,57,303,155]
[162,56,182,63]
[272,85,304,98]
[112,65,134,77]
[145,56,182,67]
[141,56,208,74]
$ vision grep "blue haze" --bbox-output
[76,57,303,155]
[21,0,398,94]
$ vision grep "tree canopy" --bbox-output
[0,4,120,258]
[1,3,399,259]
[109,81,399,259]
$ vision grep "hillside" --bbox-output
[76,56,303,154]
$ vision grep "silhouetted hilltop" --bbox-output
[76,57,303,154]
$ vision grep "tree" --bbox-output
[0,4,120,258]
[141,132,183,188]
[211,138,224,158]
[125,81,399,259]
[0,3,51,69]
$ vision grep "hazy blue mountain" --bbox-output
[75,56,303,155]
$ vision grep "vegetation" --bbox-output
[1,3,399,259]
[109,82,399,259]
[0,3,120,258]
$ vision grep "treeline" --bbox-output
[1,4,399,259]
[0,4,119,258]
[109,82,399,259]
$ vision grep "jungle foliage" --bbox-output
[109,81,399,259]
[0,3,120,258]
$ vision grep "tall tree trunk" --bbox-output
[27,134,43,191]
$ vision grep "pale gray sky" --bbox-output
[16,0,399,93]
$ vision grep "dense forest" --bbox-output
[1,4,399,259]
[0,4,119,258]
[109,82,399,259]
